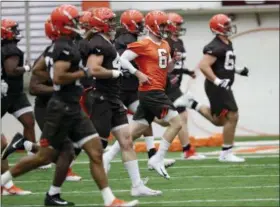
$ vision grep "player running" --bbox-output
[175,14,249,162]
[103,9,175,172]
[164,12,205,160]
[1,5,139,207]
[120,10,183,179]
[1,19,36,151]
[83,7,162,196]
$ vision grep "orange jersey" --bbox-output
[127,37,171,91]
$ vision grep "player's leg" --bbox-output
[110,105,162,197]
[72,113,139,206]
[1,134,32,196]
[11,93,36,144]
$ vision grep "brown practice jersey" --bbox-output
[127,37,171,92]
[203,36,236,86]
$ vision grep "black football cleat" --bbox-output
[44,193,75,206]
[1,133,26,160]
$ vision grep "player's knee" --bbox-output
[119,135,133,151]
[91,148,103,164]
[169,115,182,131]
[179,112,188,124]
[21,114,35,129]
[227,111,239,123]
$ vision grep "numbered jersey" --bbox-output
[165,37,186,92]
[45,37,83,103]
[127,37,171,91]
[203,36,236,85]
[88,33,121,98]
[1,40,24,95]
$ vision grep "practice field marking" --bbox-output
[15,174,279,183]
[22,185,279,195]
[7,198,279,207]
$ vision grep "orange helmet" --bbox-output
[79,11,92,31]
[1,19,22,41]
[209,14,236,36]
[167,13,186,36]
[45,18,59,40]
[88,7,117,34]
[120,10,144,34]
[145,10,169,38]
[50,4,84,36]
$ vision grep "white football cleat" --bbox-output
[148,156,170,179]
[38,163,52,170]
[173,91,194,108]
[65,168,82,181]
[131,181,162,197]
[219,150,245,163]
[2,185,32,196]
[148,158,175,170]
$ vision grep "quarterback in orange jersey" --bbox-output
[120,10,183,179]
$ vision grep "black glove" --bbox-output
[240,67,249,76]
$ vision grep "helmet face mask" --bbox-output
[223,21,237,36]
[158,23,168,38]
[176,23,186,36]
[64,16,85,38]
[11,25,22,40]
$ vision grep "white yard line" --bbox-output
[9,198,279,207]
[15,174,279,183]
[23,185,280,195]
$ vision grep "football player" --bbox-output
[1,5,139,207]
[164,13,205,160]
[175,14,249,162]
[83,7,162,196]
[1,19,36,150]
[120,10,183,179]
[103,9,175,172]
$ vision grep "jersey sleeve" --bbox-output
[127,40,147,56]
[1,43,23,61]
[52,41,73,62]
[203,44,223,58]
[115,34,137,55]
[88,35,107,56]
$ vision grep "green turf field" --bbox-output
[1,138,279,207]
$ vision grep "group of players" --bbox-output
[1,4,249,207]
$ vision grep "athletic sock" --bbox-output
[148,148,157,159]
[222,144,233,151]
[48,185,61,196]
[144,136,155,151]
[1,171,13,186]
[155,137,170,160]
[124,160,142,187]
[4,180,14,189]
[101,187,116,206]
[104,141,120,162]
[183,143,191,152]
[23,140,33,152]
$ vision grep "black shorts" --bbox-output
[120,90,138,108]
[167,88,186,114]
[133,90,177,124]
[205,80,238,117]
[34,104,47,131]
[41,97,98,150]
[90,91,128,138]
[1,93,32,118]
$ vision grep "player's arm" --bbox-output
[87,54,120,79]
[29,74,53,96]
[235,66,249,76]
[3,56,31,76]
[32,55,49,80]
[199,54,217,82]
[121,50,151,84]
[53,61,84,85]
